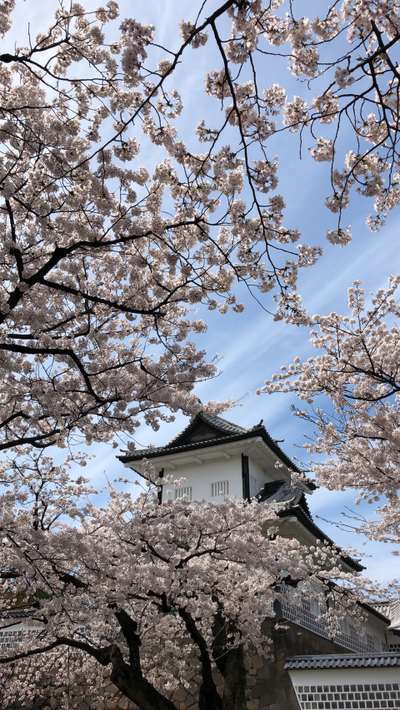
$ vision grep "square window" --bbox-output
[211,480,230,497]
[174,486,192,501]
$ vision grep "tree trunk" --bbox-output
[212,610,247,710]
[111,659,178,710]
[199,678,223,710]
[221,646,246,710]
[178,607,223,710]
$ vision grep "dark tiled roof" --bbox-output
[119,430,260,462]
[254,480,363,572]
[167,413,247,446]
[0,609,33,620]
[374,600,400,629]
[255,480,362,570]
[256,480,309,513]
[256,479,313,520]
[277,504,364,572]
[285,653,400,670]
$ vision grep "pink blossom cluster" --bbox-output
[262,277,400,544]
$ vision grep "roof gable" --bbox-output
[166,412,247,448]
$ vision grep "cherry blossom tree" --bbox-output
[261,277,400,545]
[195,0,400,241]
[0,454,356,710]
[0,0,308,455]
[1,0,400,706]
[1,0,400,454]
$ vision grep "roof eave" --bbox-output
[118,429,261,464]
[278,506,364,572]
[119,426,316,488]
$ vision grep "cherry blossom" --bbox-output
[0,466,358,710]
[262,277,400,544]
[0,1,400,705]
[0,0,352,454]
[0,0,399,456]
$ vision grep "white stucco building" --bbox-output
[286,653,400,709]
[2,413,399,710]
[120,412,316,505]
[120,412,400,709]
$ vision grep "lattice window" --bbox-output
[174,486,192,501]
[280,595,327,638]
[0,626,34,651]
[211,480,230,497]
[294,682,400,709]
[278,584,383,654]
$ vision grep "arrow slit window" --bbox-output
[211,480,230,497]
[174,486,192,501]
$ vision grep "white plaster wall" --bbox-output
[248,453,293,497]
[161,455,243,503]
[248,442,292,477]
[248,457,271,496]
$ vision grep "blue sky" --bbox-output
[8,1,399,584]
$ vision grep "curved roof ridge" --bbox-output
[166,411,248,448]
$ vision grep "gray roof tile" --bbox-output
[285,653,400,670]
[374,600,400,629]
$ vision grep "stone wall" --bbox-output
[243,620,347,710]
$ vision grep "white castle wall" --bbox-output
[161,455,243,502]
